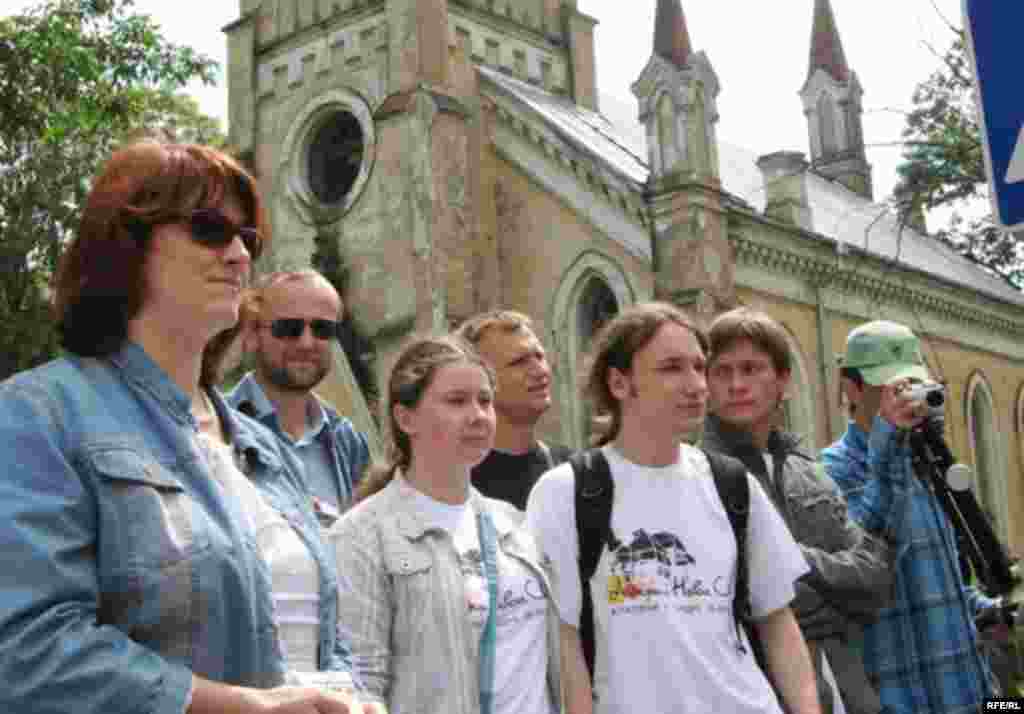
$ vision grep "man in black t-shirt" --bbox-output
[456,310,571,510]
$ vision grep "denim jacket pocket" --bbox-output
[88,447,212,572]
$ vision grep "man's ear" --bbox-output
[393,403,416,438]
[778,368,793,402]
[607,367,630,402]
[839,376,862,409]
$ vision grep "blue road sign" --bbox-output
[963,1,1024,230]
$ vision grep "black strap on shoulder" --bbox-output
[573,447,755,677]
[235,400,258,419]
[704,449,753,654]
[571,448,613,681]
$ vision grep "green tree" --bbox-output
[896,32,1024,289]
[0,0,221,379]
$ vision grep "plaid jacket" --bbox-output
[822,418,995,714]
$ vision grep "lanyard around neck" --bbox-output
[476,508,499,714]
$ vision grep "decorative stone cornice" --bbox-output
[255,0,385,51]
[730,232,1024,343]
[256,12,388,99]
[450,0,562,42]
[449,10,568,92]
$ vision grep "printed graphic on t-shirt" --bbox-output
[605,527,732,615]
[458,547,490,627]
[457,546,549,632]
[495,571,548,630]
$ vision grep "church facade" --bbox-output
[225,0,1024,551]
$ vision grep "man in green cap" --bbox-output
[822,320,998,714]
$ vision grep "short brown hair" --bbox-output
[585,302,707,446]
[707,308,792,374]
[455,310,535,346]
[53,141,267,387]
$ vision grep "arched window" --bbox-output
[967,374,1008,540]
[307,111,365,205]
[549,252,637,448]
[575,277,619,441]
[576,277,618,354]
[1017,384,1024,513]
[656,93,675,175]
[778,328,818,449]
[1018,383,1024,436]
[690,84,711,176]
[845,104,863,155]
[281,88,376,224]
[817,93,838,157]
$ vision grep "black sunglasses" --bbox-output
[189,208,263,259]
[267,318,340,341]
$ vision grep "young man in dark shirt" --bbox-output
[456,310,571,509]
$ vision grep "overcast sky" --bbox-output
[3,0,966,203]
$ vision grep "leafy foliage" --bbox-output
[897,32,1024,289]
[0,0,221,378]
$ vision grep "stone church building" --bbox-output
[225,0,1024,550]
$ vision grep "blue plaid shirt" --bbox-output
[822,417,996,714]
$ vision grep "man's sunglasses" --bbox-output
[188,208,263,259]
[267,318,340,341]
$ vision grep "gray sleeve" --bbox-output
[797,465,895,620]
[331,517,392,704]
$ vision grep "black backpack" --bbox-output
[571,447,759,679]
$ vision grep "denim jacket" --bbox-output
[228,373,370,510]
[331,477,562,714]
[0,343,290,714]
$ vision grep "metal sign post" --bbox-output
[963,1,1024,230]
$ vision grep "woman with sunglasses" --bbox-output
[0,142,363,714]
[331,335,562,714]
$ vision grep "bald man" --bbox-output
[228,270,369,525]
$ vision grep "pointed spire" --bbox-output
[653,0,692,69]
[808,0,849,82]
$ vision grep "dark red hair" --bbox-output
[53,142,268,384]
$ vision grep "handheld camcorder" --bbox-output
[907,382,945,419]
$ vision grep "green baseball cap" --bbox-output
[842,320,930,386]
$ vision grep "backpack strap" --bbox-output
[570,448,614,680]
[536,440,555,470]
[704,449,752,654]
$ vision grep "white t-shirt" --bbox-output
[410,489,555,714]
[526,443,809,714]
[197,433,321,673]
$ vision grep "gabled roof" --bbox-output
[613,99,1024,307]
[479,65,648,185]
[808,0,850,83]
[484,77,1024,309]
[653,0,692,70]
